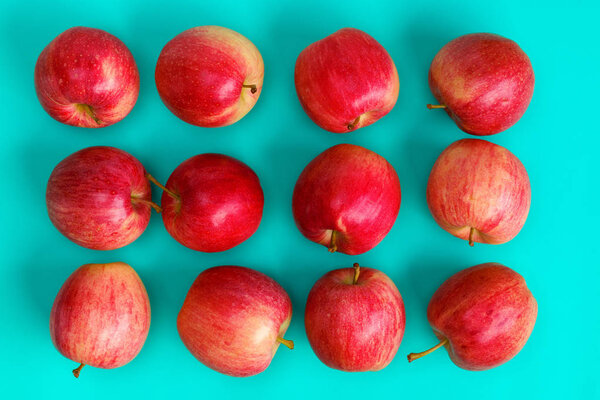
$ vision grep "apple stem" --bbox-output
[353,263,360,284]
[347,115,361,130]
[468,227,475,247]
[328,230,338,253]
[276,337,294,350]
[146,173,180,201]
[426,104,447,110]
[407,337,449,363]
[242,84,258,94]
[72,363,85,378]
[131,197,162,213]
[76,104,101,125]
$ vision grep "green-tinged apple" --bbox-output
[177,266,293,377]
[50,262,151,377]
[155,26,263,127]
[426,139,530,246]
[407,263,537,370]
[295,28,399,133]
[292,144,401,255]
[46,146,160,250]
[35,27,139,128]
[428,33,534,135]
[305,263,405,371]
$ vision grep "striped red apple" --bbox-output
[50,262,151,377]
[35,27,139,128]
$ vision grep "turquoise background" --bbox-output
[0,0,597,398]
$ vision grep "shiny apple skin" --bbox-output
[305,266,405,371]
[292,144,401,255]
[50,262,151,371]
[46,146,152,250]
[34,26,139,128]
[155,26,264,127]
[426,139,530,245]
[429,33,534,135]
[177,266,293,377]
[161,154,264,252]
[427,263,537,370]
[295,28,399,133]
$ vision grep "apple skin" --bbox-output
[426,139,530,245]
[155,26,264,127]
[34,26,139,128]
[420,263,537,370]
[292,144,401,255]
[50,262,151,376]
[305,264,405,371]
[295,28,399,133]
[428,33,534,135]
[161,154,264,252]
[46,146,153,250]
[177,266,293,377]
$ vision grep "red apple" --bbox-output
[34,26,139,128]
[407,263,537,370]
[160,154,263,252]
[295,28,399,133]
[50,262,151,377]
[305,263,405,371]
[292,144,401,255]
[177,266,293,377]
[426,139,530,246]
[46,146,158,250]
[428,33,534,135]
[155,26,263,127]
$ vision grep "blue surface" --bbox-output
[0,0,597,398]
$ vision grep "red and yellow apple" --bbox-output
[295,28,399,133]
[428,33,534,135]
[155,26,263,127]
[177,266,293,377]
[50,262,151,377]
[426,139,530,246]
[292,144,401,255]
[34,27,139,128]
[305,263,405,371]
[407,263,537,370]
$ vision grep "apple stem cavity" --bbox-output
[276,337,295,350]
[328,230,338,253]
[131,196,162,213]
[347,115,361,130]
[426,104,447,110]
[146,173,180,201]
[242,84,258,94]
[407,337,449,363]
[353,263,361,284]
[75,104,101,125]
[72,363,85,378]
[468,227,475,247]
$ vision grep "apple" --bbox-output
[427,33,534,135]
[426,138,530,246]
[34,26,139,128]
[305,263,405,371]
[160,154,263,252]
[155,26,264,127]
[46,146,160,250]
[50,262,151,377]
[295,28,399,133]
[292,143,401,255]
[407,263,537,370]
[177,266,293,377]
